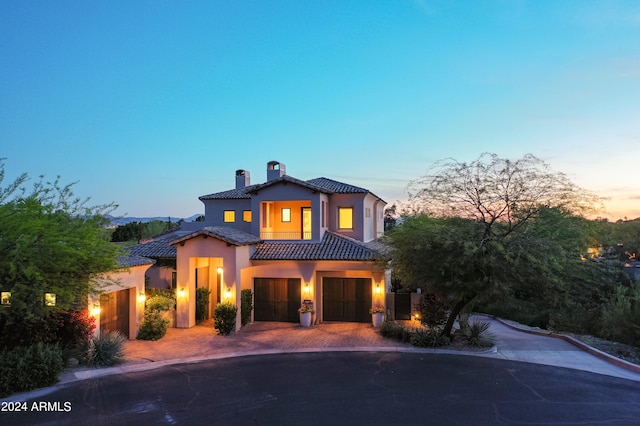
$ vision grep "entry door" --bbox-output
[254,278,301,322]
[323,278,371,322]
[100,288,130,337]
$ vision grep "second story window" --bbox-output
[338,207,353,230]
[281,208,291,222]
[224,210,236,222]
[243,210,252,222]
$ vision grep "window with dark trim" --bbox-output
[224,210,236,222]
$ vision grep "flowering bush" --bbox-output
[298,305,315,314]
[369,306,385,314]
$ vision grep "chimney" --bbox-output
[235,169,250,189]
[267,161,286,181]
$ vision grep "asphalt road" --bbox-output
[2,352,640,425]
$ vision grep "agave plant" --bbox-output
[461,320,496,348]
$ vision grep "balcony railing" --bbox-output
[260,231,312,240]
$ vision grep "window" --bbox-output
[243,210,252,222]
[365,207,371,218]
[321,201,326,227]
[44,293,56,307]
[338,207,353,230]
[224,210,235,222]
[1,292,10,305]
[281,208,291,222]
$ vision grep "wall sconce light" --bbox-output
[138,292,146,303]
[304,283,310,293]
[90,303,101,317]
[374,284,381,294]
[178,287,186,298]
[224,288,232,300]
[217,267,223,274]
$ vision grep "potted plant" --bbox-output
[298,305,315,327]
[370,306,385,327]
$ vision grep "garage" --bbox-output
[254,278,301,322]
[100,288,130,338]
[322,278,371,322]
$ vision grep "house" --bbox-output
[91,255,155,339]
[168,161,388,330]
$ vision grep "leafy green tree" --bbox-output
[110,221,144,242]
[391,153,600,337]
[0,160,121,348]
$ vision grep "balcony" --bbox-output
[260,231,312,240]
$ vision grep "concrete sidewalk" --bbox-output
[478,317,640,381]
[4,316,640,402]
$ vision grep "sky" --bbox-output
[1,0,639,220]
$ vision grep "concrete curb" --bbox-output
[493,316,640,374]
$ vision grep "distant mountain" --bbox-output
[106,214,202,226]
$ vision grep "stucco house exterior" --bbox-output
[148,161,388,330]
[91,255,155,339]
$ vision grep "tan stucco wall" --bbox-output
[93,263,151,339]
[175,237,388,329]
[175,236,248,328]
[146,265,175,289]
[243,260,386,323]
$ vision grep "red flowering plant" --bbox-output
[298,305,315,314]
[369,306,385,314]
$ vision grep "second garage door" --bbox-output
[254,278,301,322]
[323,278,371,322]
[100,288,130,338]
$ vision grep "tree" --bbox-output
[0,159,121,348]
[384,204,398,231]
[390,153,601,337]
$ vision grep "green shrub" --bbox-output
[417,293,448,327]
[600,285,640,347]
[196,288,212,323]
[0,309,96,352]
[147,288,176,301]
[137,310,170,341]
[379,320,412,343]
[411,327,450,347]
[461,320,496,348]
[84,331,126,367]
[214,303,237,336]
[0,343,64,397]
[145,294,175,312]
[241,289,253,326]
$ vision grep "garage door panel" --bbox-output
[254,278,301,322]
[100,289,130,338]
[322,278,371,322]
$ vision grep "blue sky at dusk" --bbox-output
[2,1,639,219]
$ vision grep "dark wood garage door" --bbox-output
[323,278,371,322]
[254,278,301,322]
[100,288,130,338]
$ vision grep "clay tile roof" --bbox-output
[117,255,156,268]
[247,175,333,194]
[170,226,262,247]
[128,233,180,259]
[198,174,386,201]
[306,177,369,194]
[198,184,260,201]
[251,231,383,261]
